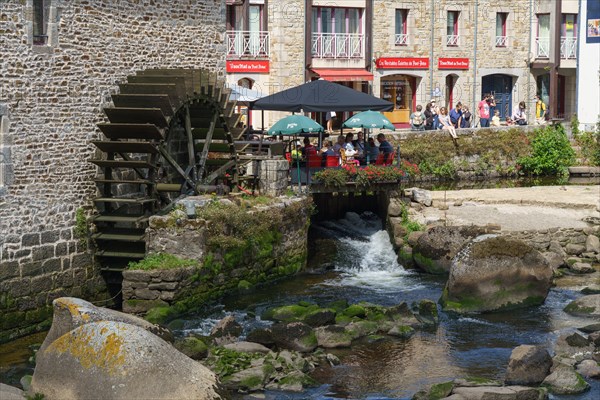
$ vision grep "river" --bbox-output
[1,211,599,399]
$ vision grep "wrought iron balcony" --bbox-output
[536,37,550,58]
[446,34,459,46]
[226,30,270,58]
[560,37,577,59]
[395,33,408,46]
[311,33,365,59]
[495,36,508,47]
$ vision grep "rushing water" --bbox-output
[1,211,599,399]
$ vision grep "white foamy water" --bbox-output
[318,212,422,292]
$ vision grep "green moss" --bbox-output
[237,280,252,290]
[464,376,501,385]
[145,306,177,325]
[564,301,595,315]
[429,381,454,399]
[335,314,353,326]
[413,252,446,275]
[128,253,199,270]
[278,373,318,388]
[342,304,367,318]
[301,332,318,348]
[74,207,89,249]
[240,375,263,389]
[327,299,349,312]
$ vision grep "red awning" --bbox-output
[311,68,374,82]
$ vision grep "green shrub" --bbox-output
[517,124,575,176]
[74,208,89,249]
[128,253,199,270]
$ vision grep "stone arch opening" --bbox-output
[311,191,390,226]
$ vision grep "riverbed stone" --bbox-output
[566,244,586,256]
[222,365,266,392]
[570,262,594,274]
[579,323,600,333]
[440,236,552,313]
[504,345,552,385]
[315,325,353,348]
[31,321,221,400]
[0,383,24,400]
[224,341,271,354]
[585,234,600,253]
[246,328,275,347]
[541,365,590,395]
[564,295,600,318]
[576,359,600,379]
[210,315,242,345]
[412,226,488,274]
[303,308,336,327]
[174,336,209,360]
[270,322,317,353]
[451,385,548,400]
[542,251,565,272]
[405,188,433,207]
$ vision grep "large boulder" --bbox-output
[314,325,353,348]
[210,315,242,345]
[412,226,488,274]
[563,295,600,318]
[31,321,221,400]
[440,236,552,313]
[39,297,172,354]
[270,322,317,353]
[0,383,24,400]
[504,345,552,385]
[451,386,548,400]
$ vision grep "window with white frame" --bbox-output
[536,14,550,58]
[395,9,408,46]
[561,14,577,59]
[226,0,268,58]
[312,7,364,58]
[496,13,508,47]
[447,11,459,46]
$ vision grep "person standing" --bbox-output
[478,94,491,127]
[534,94,546,125]
[488,95,496,121]
[325,111,336,132]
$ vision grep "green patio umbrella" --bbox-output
[267,114,324,136]
[267,114,324,191]
[342,110,395,164]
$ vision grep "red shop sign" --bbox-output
[375,57,430,69]
[438,58,470,69]
[226,60,270,73]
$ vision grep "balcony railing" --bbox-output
[312,33,364,59]
[560,36,577,59]
[495,36,508,47]
[536,37,550,58]
[446,34,459,46]
[226,30,270,58]
[395,33,408,46]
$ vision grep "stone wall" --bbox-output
[122,196,312,317]
[0,0,226,343]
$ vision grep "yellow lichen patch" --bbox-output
[47,324,127,376]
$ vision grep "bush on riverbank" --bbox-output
[517,124,575,177]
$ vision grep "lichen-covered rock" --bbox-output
[563,295,600,318]
[417,299,439,325]
[412,226,488,274]
[541,365,590,395]
[174,336,208,360]
[504,345,552,385]
[31,321,221,400]
[39,297,172,355]
[0,383,24,400]
[246,328,275,347]
[440,236,552,313]
[303,308,336,327]
[451,386,548,399]
[387,325,415,338]
[585,234,600,253]
[223,341,271,354]
[576,360,600,379]
[570,262,594,274]
[384,302,421,327]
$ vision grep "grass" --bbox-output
[128,253,199,270]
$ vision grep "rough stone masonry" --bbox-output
[0,0,226,342]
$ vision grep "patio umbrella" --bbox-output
[267,114,324,191]
[267,114,324,136]
[342,110,395,165]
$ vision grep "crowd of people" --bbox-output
[290,132,394,167]
[409,94,548,136]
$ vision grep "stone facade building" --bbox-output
[0,0,226,342]
[225,0,580,128]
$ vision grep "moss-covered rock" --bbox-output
[342,304,367,318]
[314,325,354,348]
[387,325,415,338]
[563,295,600,317]
[174,337,208,360]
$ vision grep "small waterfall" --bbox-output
[315,212,420,292]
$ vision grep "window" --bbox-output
[495,13,508,47]
[33,0,50,45]
[312,7,364,58]
[447,11,459,46]
[536,14,550,58]
[561,14,577,59]
[395,9,408,46]
[226,1,268,58]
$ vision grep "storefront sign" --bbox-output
[375,57,429,69]
[226,60,270,73]
[438,58,470,69]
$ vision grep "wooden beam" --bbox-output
[185,105,197,181]
[158,146,197,192]
[196,113,218,181]
[203,160,236,185]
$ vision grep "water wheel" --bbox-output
[90,69,246,279]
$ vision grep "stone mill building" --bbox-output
[0,0,227,342]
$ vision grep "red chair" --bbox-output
[307,154,322,168]
[374,153,386,165]
[385,152,396,166]
[325,155,339,167]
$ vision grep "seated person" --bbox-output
[332,135,345,156]
[490,110,501,127]
[320,140,335,165]
[461,106,472,128]
[367,137,379,164]
[512,102,527,125]
[449,102,463,129]
[290,143,303,165]
[301,137,317,158]
[410,105,426,131]
[344,132,355,152]
[377,133,393,156]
